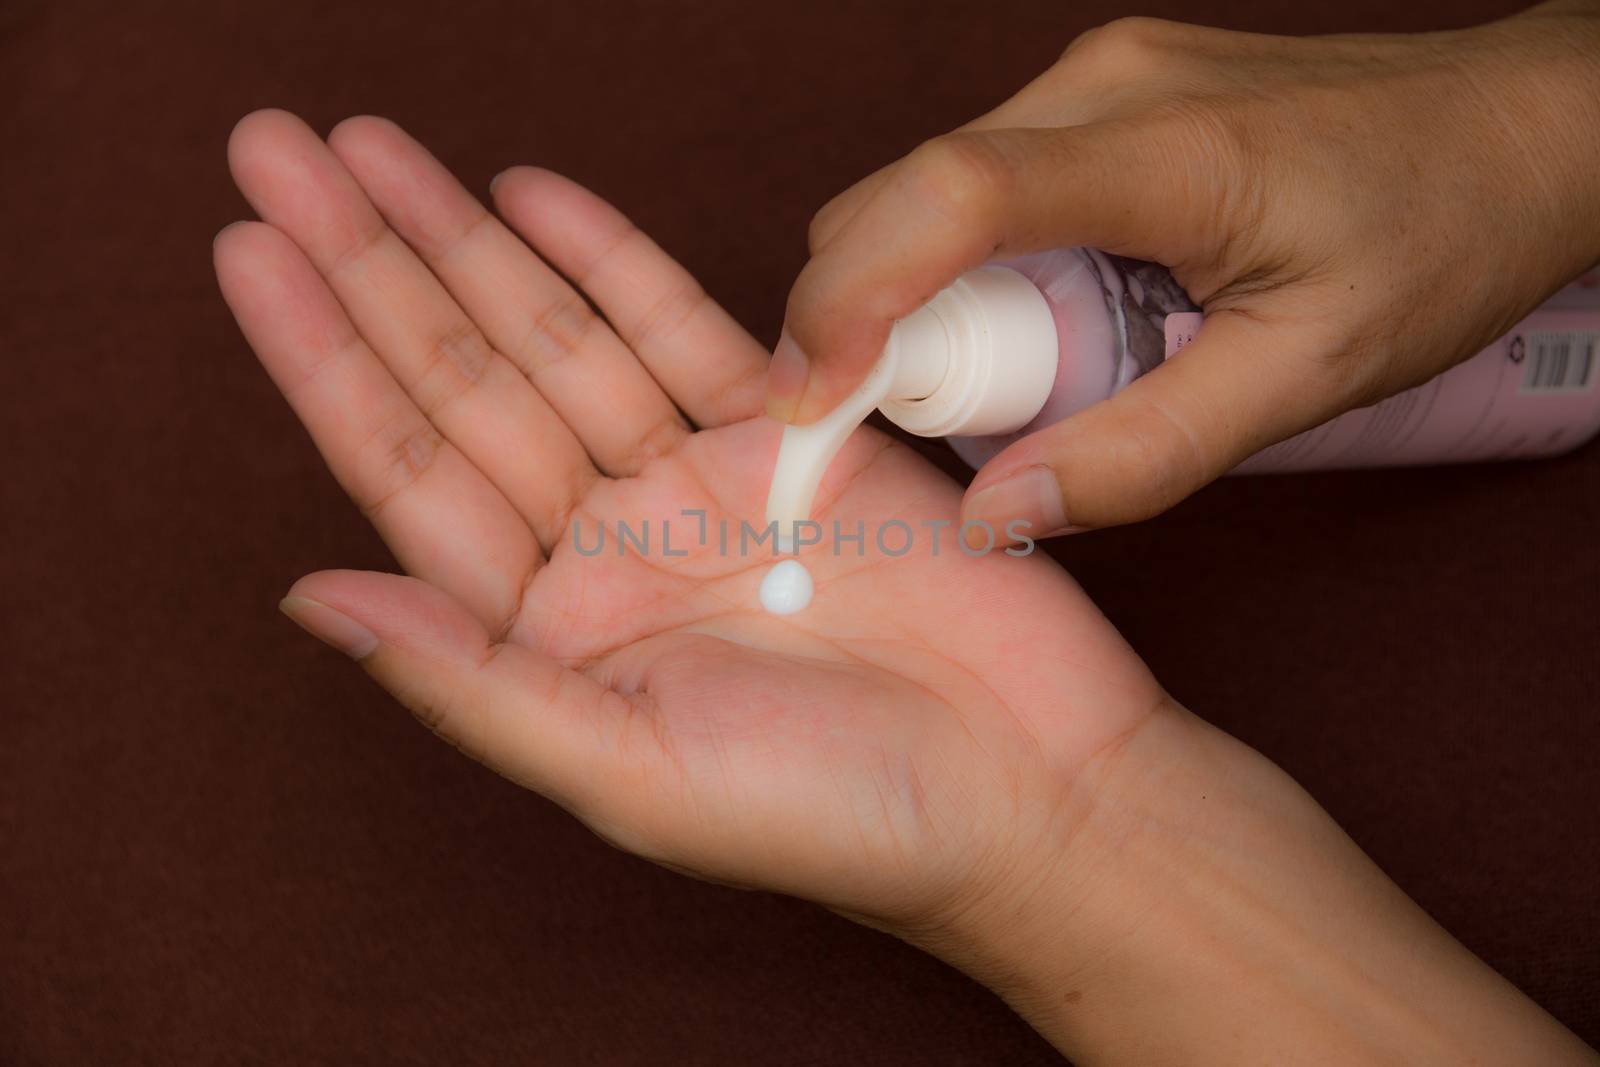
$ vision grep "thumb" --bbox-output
[277,569,620,817]
[961,312,1350,536]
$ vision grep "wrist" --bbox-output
[913,701,1592,1065]
[926,703,1348,1062]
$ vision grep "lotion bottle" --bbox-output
[764,251,1600,535]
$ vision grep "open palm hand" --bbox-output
[215,111,1162,931]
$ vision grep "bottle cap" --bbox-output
[764,265,1058,538]
[880,265,1058,436]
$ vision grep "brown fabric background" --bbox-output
[3,1,1596,1063]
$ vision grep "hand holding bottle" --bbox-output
[769,4,1600,536]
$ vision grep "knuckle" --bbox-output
[407,690,453,739]
[701,359,766,423]
[1105,398,1209,516]
[629,415,688,468]
[629,280,707,353]
[512,292,599,373]
[428,208,494,264]
[413,320,494,416]
[324,221,387,280]
[806,203,839,253]
[358,414,444,517]
[903,133,1010,227]
[405,683,484,764]
[1060,16,1175,70]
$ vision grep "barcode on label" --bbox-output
[1519,331,1598,393]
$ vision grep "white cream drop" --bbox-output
[759,559,813,615]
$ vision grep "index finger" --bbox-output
[773,121,1205,426]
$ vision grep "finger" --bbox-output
[278,570,638,827]
[215,222,543,634]
[961,310,1352,535]
[491,166,769,428]
[804,83,1107,257]
[227,110,598,547]
[803,20,1204,300]
[771,122,1209,425]
[324,117,695,472]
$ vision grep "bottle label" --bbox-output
[1516,330,1598,393]
[1161,309,1600,472]
[1241,312,1600,472]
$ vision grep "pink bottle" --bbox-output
[945,248,1600,473]
[763,252,1600,540]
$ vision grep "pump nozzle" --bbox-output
[762,265,1060,543]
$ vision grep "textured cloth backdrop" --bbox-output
[2,0,1595,1063]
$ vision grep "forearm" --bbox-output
[925,702,1594,1065]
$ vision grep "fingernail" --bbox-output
[489,169,508,195]
[765,329,810,423]
[963,466,1075,545]
[279,596,379,659]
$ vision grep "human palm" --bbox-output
[216,111,1163,928]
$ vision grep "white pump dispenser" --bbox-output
[764,265,1060,539]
